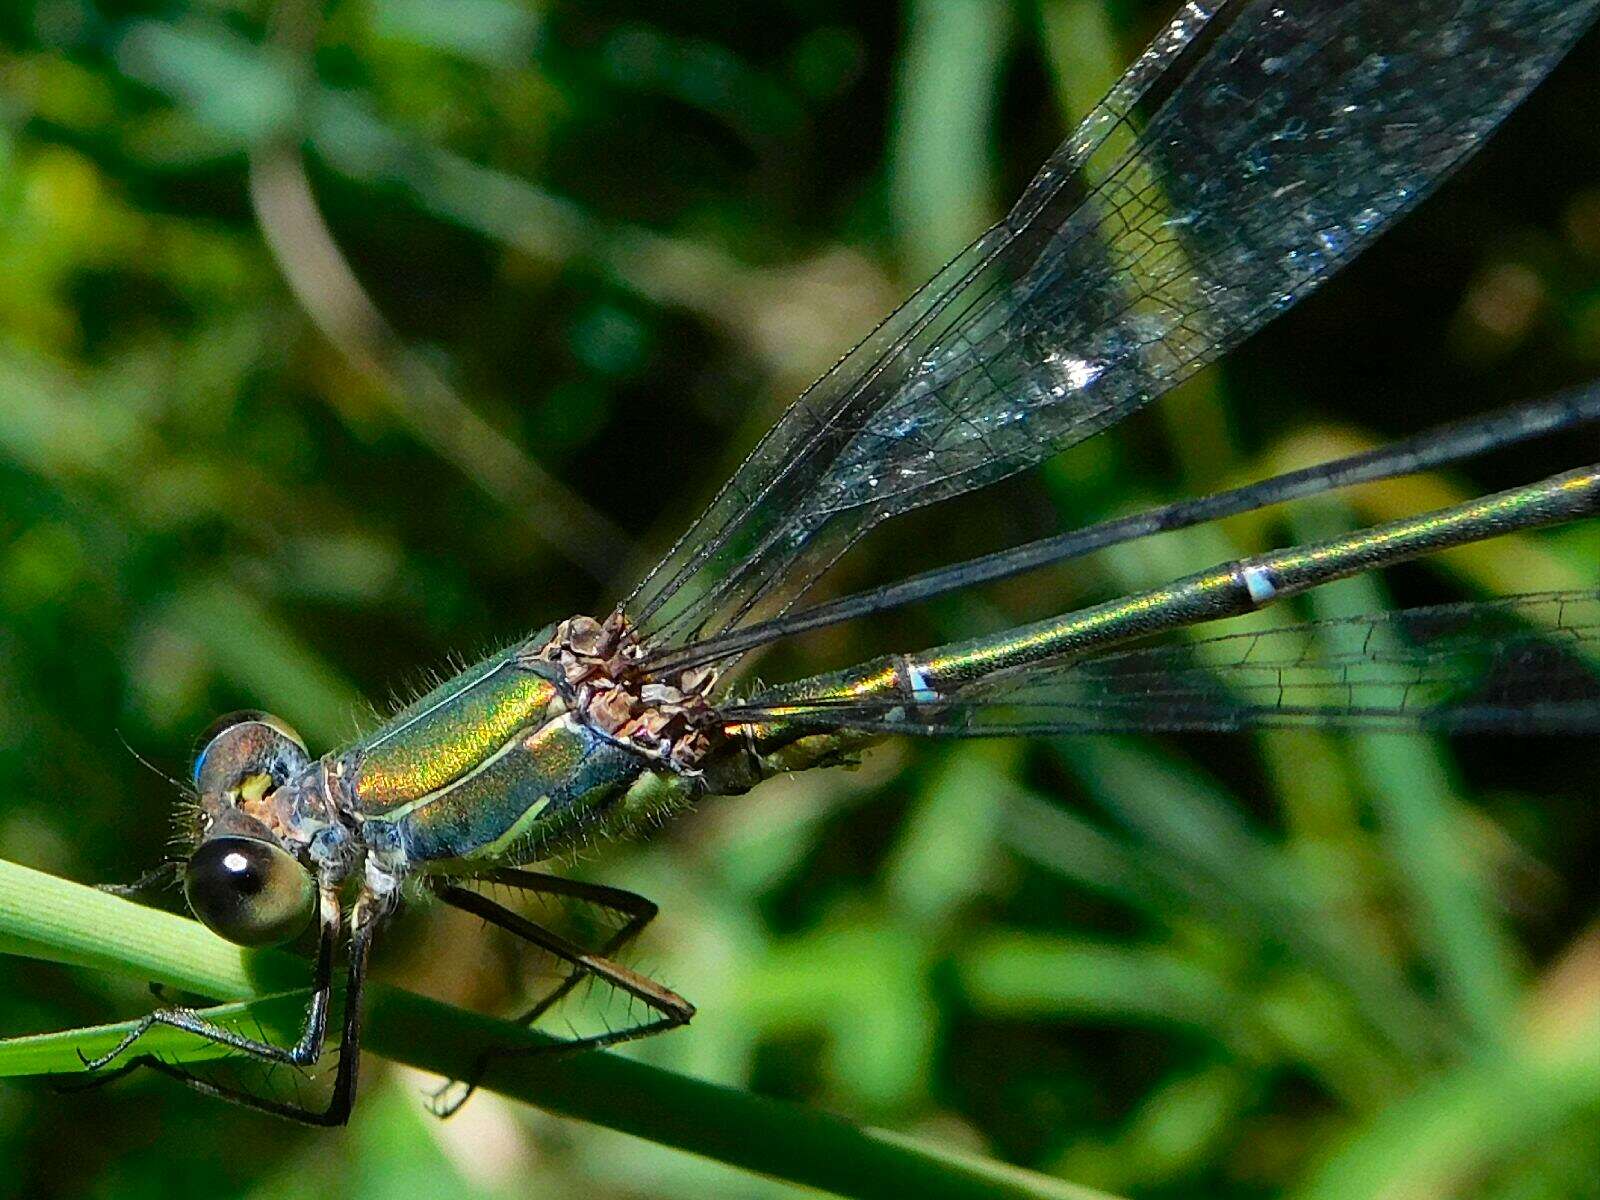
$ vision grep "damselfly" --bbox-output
[65,0,1600,1124]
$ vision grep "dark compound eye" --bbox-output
[183,836,316,947]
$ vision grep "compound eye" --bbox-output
[191,711,311,794]
[184,836,316,947]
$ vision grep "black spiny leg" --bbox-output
[471,869,666,1028]
[69,884,372,1125]
[96,860,182,900]
[45,982,181,1097]
[140,892,381,1126]
[426,870,692,1117]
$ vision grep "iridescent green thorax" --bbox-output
[323,617,726,873]
[376,712,654,866]
[343,640,563,815]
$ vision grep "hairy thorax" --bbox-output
[529,611,720,773]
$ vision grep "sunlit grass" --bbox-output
[0,858,1117,1200]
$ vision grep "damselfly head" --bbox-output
[184,712,318,946]
[191,710,310,796]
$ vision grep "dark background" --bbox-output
[0,1,1597,1197]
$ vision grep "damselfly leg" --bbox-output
[72,884,378,1126]
[94,860,183,900]
[425,870,692,1118]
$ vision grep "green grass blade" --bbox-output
[1292,1004,1600,1200]
[956,932,1242,1033]
[890,0,1012,278]
[0,858,1119,1200]
[1299,509,1522,1048]
[1053,737,1446,1062]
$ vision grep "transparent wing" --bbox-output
[626,0,1600,658]
[725,592,1600,736]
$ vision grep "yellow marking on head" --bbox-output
[238,773,273,805]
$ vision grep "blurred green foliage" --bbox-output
[1,1,1598,1198]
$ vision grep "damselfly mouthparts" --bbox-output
[57,0,1600,1124]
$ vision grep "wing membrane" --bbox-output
[627,0,1600,657]
[726,592,1600,736]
